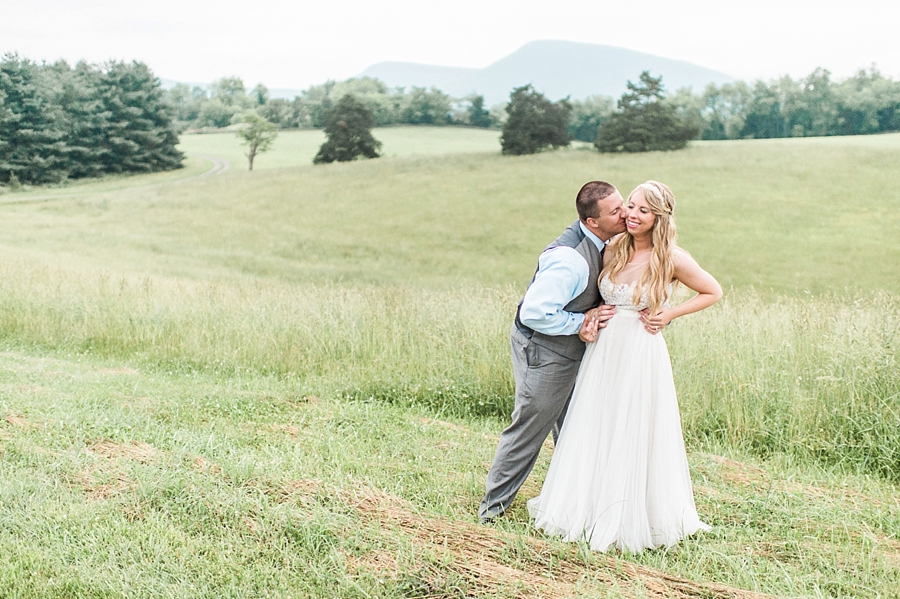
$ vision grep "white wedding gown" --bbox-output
[527,266,709,552]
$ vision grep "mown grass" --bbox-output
[1,131,899,597]
[2,346,899,598]
[0,156,212,201]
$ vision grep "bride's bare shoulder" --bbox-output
[672,246,688,261]
[672,246,700,272]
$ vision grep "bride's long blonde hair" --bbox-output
[600,181,677,315]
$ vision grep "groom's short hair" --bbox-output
[576,181,617,221]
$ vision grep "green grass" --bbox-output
[0,156,212,201]
[1,130,899,597]
[0,126,500,201]
[1,133,898,294]
[0,255,896,479]
[176,125,503,171]
[2,346,899,597]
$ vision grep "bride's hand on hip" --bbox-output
[640,308,673,335]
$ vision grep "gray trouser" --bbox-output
[479,324,582,520]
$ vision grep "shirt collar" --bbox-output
[579,221,606,252]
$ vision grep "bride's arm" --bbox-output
[643,251,722,329]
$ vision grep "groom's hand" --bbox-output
[586,305,616,329]
[578,316,600,343]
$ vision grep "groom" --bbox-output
[480,180,627,523]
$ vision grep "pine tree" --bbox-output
[0,54,68,184]
[595,72,698,153]
[0,56,183,184]
[50,60,108,179]
[313,95,382,164]
[94,61,183,174]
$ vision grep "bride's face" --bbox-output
[625,189,657,236]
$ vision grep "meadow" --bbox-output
[0,129,899,598]
[176,126,504,171]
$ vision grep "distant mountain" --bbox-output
[359,40,735,105]
[159,78,207,91]
[159,78,304,101]
[357,63,479,97]
[266,88,306,100]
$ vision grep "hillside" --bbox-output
[360,39,735,105]
[2,132,900,598]
[2,131,900,598]
[5,131,899,295]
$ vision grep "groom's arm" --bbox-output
[518,247,588,336]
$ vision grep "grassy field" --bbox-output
[3,345,900,598]
[0,155,213,200]
[176,126,504,171]
[1,133,899,294]
[1,129,899,597]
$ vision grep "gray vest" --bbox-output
[514,220,604,361]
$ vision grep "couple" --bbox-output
[480,180,722,553]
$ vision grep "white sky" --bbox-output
[4,0,899,89]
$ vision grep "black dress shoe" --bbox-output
[479,511,503,525]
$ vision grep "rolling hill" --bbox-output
[360,39,735,105]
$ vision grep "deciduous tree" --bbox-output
[466,95,493,128]
[313,95,381,164]
[500,84,571,155]
[739,81,786,139]
[234,112,278,170]
[568,95,613,142]
[403,86,452,125]
[251,83,269,106]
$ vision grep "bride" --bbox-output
[527,181,722,552]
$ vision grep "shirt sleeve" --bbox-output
[519,246,589,336]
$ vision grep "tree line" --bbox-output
[0,54,183,185]
[166,76,503,131]
[499,67,900,155]
[165,75,610,141]
[4,52,899,183]
[674,67,900,140]
[171,64,900,153]
[316,66,900,161]
[498,73,696,156]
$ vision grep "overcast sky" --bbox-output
[4,0,899,90]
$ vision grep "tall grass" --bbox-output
[670,290,900,479]
[2,257,898,480]
[0,258,515,416]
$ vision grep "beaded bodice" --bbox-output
[600,275,651,311]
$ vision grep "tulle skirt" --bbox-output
[527,309,709,552]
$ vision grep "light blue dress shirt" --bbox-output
[518,222,606,336]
